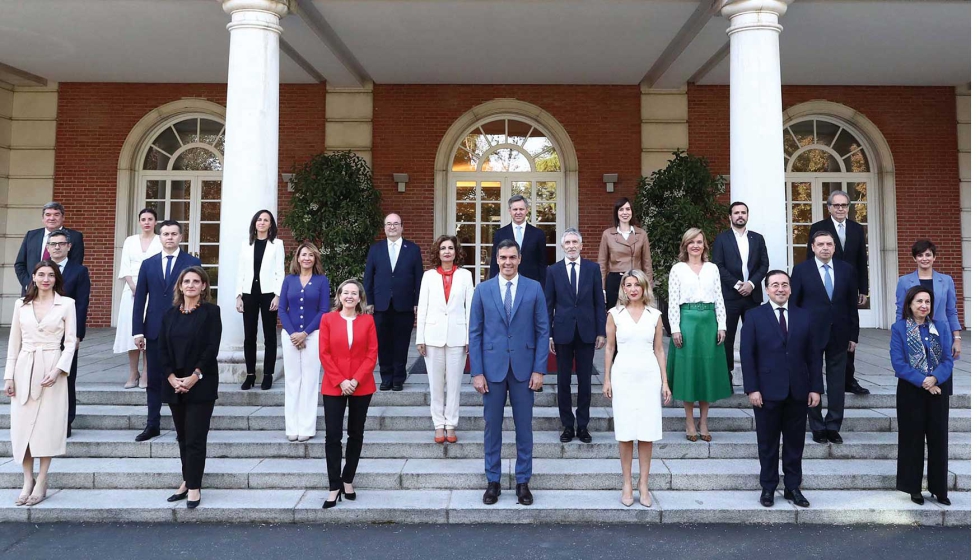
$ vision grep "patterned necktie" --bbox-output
[388,242,397,270]
[822,264,834,299]
[570,262,577,298]
[778,307,788,336]
[504,281,513,324]
[165,255,174,285]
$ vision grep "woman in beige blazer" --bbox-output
[4,261,77,506]
[597,197,654,310]
[416,235,474,444]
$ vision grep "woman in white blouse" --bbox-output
[666,227,732,442]
[235,210,285,391]
[416,235,473,444]
[114,208,162,388]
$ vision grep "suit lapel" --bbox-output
[727,231,744,270]
[762,304,785,341]
[510,276,528,320]
[489,278,509,324]
[808,260,831,303]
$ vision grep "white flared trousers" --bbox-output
[281,330,322,438]
[424,345,466,429]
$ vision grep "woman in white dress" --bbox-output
[113,208,162,388]
[603,270,670,508]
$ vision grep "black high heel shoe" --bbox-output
[343,485,357,501]
[167,489,188,502]
[261,373,273,391]
[241,373,256,391]
[910,492,924,505]
[322,491,342,509]
[931,493,951,506]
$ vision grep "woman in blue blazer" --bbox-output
[895,240,962,358]
[890,285,954,506]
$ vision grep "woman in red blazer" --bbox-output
[319,279,378,509]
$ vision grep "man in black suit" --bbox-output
[364,213,424,391]
[741,270,823,508]
[791,231,860,445]
[711,201,769,388]
[807,190,870,395]
[46,229,90,438]
[14,201,84,294]
[489,195,547,283]
[544,228,606,444]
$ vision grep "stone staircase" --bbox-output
[0,328,970,525]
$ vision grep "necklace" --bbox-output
[179,301,201,314]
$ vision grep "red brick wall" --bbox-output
[372,85,642,259]
[688,84,963,318]
[54,83,325,326]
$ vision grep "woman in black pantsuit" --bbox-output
[890,286,954,506]
[159,266,221,509]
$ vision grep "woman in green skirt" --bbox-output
[667,228,732,441]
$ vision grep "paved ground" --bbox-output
[0,522,969,559]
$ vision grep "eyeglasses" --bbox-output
[829,203,849,209]
[385,222,402,227]
[46,241,69,248]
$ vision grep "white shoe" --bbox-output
[287,435,298,442]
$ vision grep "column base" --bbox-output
[217,348,284,384]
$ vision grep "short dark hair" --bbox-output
[249,209,278,245]
[810,229,834,245]
[911,239,938,257]
[47,229,70,242]
[612,197,638,227]
[729,201,749,214]
[764,269,790,287]
[429,235,466,268]
[41,201,65,215]
[159,219,182,234]
[138,207,158,220]
[496,239,521,255]
[507,195,529,209]
[902,286,935,321]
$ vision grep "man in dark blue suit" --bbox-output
[14,201,84,294]
[544,227,605,444]
[741,270,823,508]
[363,213,423,391]
[711,201,769,388]
[489,195,547,283]
[470,239,549,506]
[132,220,201,441]
[46,229,90,438]
[791,231,860,446]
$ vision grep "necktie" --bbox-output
[515,226,523,247]
[504,281,513,324]
[389,242,397,270]
[838,222,845,250]
[165,255,174,285]
[778,307,787,336]
[42,234,50,261]
[570,262,577,298]
[822,264,834,299]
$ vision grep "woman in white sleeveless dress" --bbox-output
[603,270,670,507]
[113,208,162,388]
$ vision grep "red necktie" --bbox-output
[42,245,50,261]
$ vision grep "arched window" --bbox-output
[139,115,224,297]
[450,117,563,282]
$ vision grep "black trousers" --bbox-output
[555,326,595,431]
[604,272,624,311]
[145,339,163,430]
[807,343,847,433]
[169,400,215,490]
[896,381,949,496]
[242,283,277,375]
[374,306,414,385]
[753,397,807,493]
[723,297,760,383]
[67,348,79,431]
[323,394,373,491]
[845,348,857,386]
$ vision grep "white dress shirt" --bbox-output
[343,315,355,348]
[161,248,181,278]
[815,256,835,290]
[769,300,789,331]
[498,273,519,305]
[40,229,57,260]
[564,257,580,293]
[52,257,67,274]
[617,226,634,241]
[832,218,847,249]
[667,262,727,331]
[733,228,751,288]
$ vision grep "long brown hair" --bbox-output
[171,266,212,307]
[23,260,65,304]
[289,242,324,276]
[428,235,466,268]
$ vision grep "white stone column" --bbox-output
[216,0,288,382]
[723,0,792,273]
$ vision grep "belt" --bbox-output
[680,302,715,311]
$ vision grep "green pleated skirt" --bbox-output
[667,303,732,403]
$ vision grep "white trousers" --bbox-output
[424,345,467,429]
[281,330,322,438]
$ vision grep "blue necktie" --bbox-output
[504,281,513,324]
[570,262,577,298]
[822,264,833,299]
[515,226,523,248]
[165,255,174,285]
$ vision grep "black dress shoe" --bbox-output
[577,428,592,444]
[260,373,273,390]
[931,493,951,506]
[379,382,393,391]
[392,383,404,392]
[811,430,828,444]
[760,490,774,507]
[784,489,810,508]
[516,483,533,506]
[826,431,843,444]
[483,482,501,505]
[910,492,925,505]
[135,427,160,442]
[186,493,201,509]
[167,490,188,502]
[559,427,575,443]
[322,491,342,509]
[845,381,870,395]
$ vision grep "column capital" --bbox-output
[220,0,288,17]
[722,0,791,35]
[219,0,288,34]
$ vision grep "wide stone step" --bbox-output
[0,488,966,525]
[7,383,970,410]
[0,430,969,461]
[3,404,969,433]
[0,457,967,492]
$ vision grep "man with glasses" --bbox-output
[14,201,85,294]
[364,213,423,391]
[807,190,870,395]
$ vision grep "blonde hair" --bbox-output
[172,266,212,307]
[678,227,709,263]
[333,278,368,314]
[617,269,655,308]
